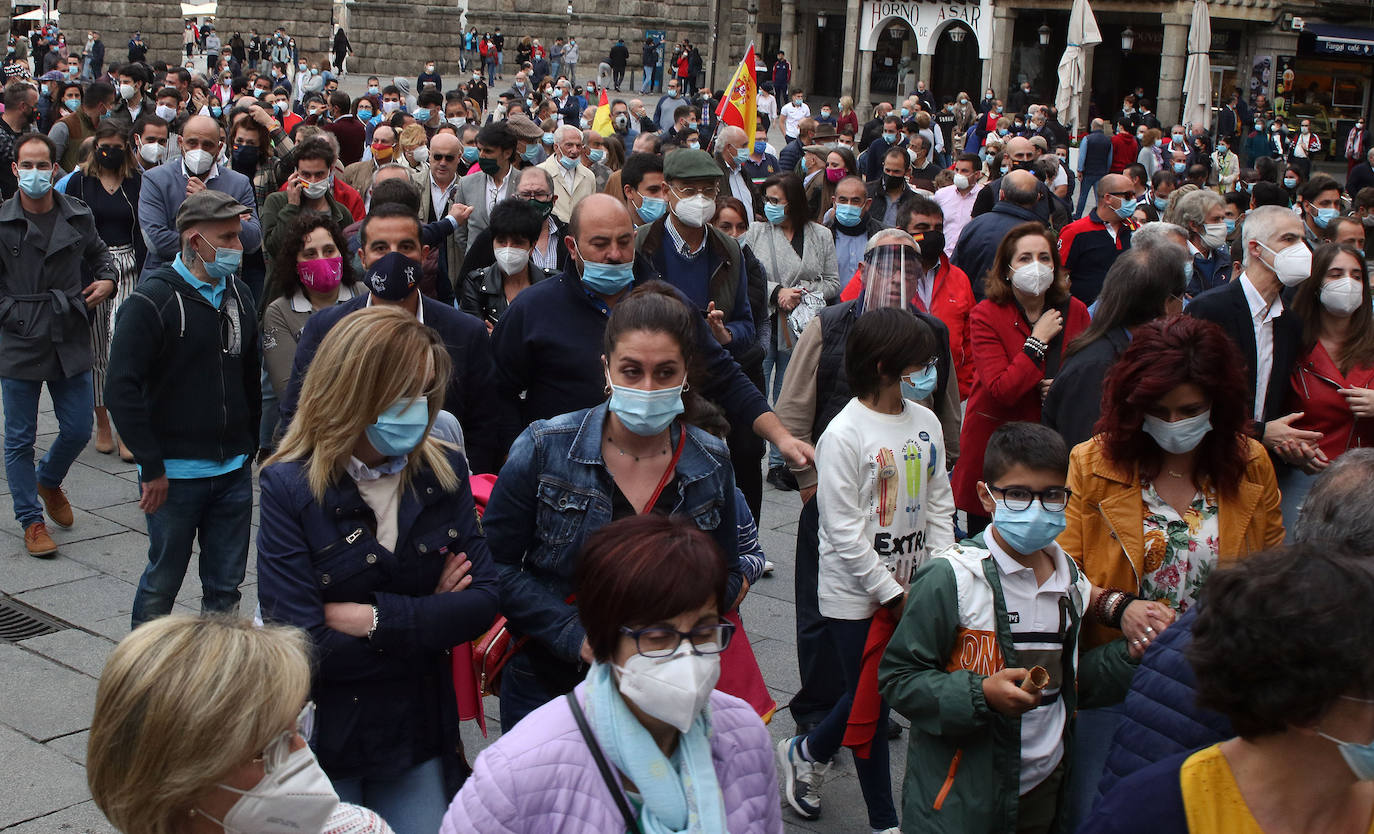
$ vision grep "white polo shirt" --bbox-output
[987,531,1075,795]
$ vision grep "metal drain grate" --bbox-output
[0,596,67,642]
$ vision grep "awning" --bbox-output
[1307,23,1374,58]
[13,8,57,19]
[180,2,216,16]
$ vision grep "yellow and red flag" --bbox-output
[592,88,614,137]
[716,43,758,133]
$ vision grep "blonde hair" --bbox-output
[270,305,456,501]
[399,122,427,151]
[87,615,311,834]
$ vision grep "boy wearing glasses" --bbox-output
[776,306,954,831]
[878,422,1143,834]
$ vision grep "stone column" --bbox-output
[1156,11,1190,126]
[858,49,875,111]
[987,5,1015,99]
[917,52,932,90]
[780,0,797,78]
[840,0,861,101]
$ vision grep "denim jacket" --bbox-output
[484,404,741,662]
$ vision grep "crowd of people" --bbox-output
[3,19,1374,834]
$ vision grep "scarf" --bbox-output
[584,662,728,834]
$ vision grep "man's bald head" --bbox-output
[180,115,223,157]
[568,193,637,273]
[1004,136,1035,163]
[1000,169,1039,207]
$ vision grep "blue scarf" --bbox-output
[583,662,727,834]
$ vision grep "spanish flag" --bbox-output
[715,43,758,133]
[592,88,614,137]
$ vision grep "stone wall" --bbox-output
[60,0,185,68]
[345,0,721,90]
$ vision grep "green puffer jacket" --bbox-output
[878,534,1138,834]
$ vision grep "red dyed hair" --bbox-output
[575,514,728,662]
[1095,315,1252,495]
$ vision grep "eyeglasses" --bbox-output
[255,701,315,774]
[672,184,719,200]
[516,191,552,200]
[986,485,1072,512]
[619,620,736,658]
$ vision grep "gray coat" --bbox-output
[0,192,116,380]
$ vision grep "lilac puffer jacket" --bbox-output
[441,686,783,834]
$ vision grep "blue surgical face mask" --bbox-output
[576,245,635,295]
[522,144,541,162]
[899,108,909,118]
[988,490,1068,555]
[1115,197,1138,220]
[998,128,1009,137]
[1316,696,1374,781]
[1142,409,1211,454]
[412,107,432,123]
[882,132,897,144]
[753,140,766,155]
[357,108,373,121]
[834,203,863,227]
[210,105,222,118]
[368,85,380,96]
[589,148,606,164]
[1224,217,1236,234]
[734,147,749,165]
[1312,206,1340,229]
[1284,176,1298,189]
[462,146,479,164]
[193,233,242,279]
[900,365,937,402]
[542,131,556,146]
[636,195,667,223]
[1000,165,1010,176]
[1173,161,1186,174]
[608,379,685,436]
[365,396,430,457]
[1154,196,1168,211]
[559,154,579,170]
[688,121,698,131]
[16,168,51,198]
[688,141,700,150]
[763,202,786,225]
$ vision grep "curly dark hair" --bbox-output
[1189,543,1374,738]
[266,213,357,305]
[1095,315,1252,495]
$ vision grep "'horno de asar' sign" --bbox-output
[859,0,994,58]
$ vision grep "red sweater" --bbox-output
[950,296,1090,514]
[1109,132,1138,174]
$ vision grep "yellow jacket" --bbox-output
[1059,435,1284,648]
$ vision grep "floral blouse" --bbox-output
[1139,480,1221,613]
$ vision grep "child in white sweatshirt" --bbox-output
[777,306,955,833]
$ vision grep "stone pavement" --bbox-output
[0,390,906,833]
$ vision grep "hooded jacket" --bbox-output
[104,262,260,481]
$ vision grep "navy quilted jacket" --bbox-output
[1095,607,1234,800]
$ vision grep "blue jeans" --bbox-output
[2,373,94,529]
[259,366,279,449]
[763,340,791,468]
[499,648,576,732]
[1277,465,1317,542]
[1067,702,1125,827]
[334,755,447,834]
[132,464,252,627]
[641,66,652,92]
[1075,173,1104,219]
[486,57,496,85]
[801,616,897,830]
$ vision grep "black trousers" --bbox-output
[790,497,844,727]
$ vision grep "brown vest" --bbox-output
[57,111,95,173]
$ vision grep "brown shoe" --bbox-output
[35,484,74,529]
[24,521,57,558]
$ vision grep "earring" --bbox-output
[682,381,690,392]
[604,384,611,396]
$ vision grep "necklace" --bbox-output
[605,432,669,462]
[1167,469,1187,479]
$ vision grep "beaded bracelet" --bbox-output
[1107,592,1138,630]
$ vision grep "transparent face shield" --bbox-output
[861,243,922,311]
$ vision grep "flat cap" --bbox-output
[664,148,722,180]
[506,113,544,141]
[1029,135,1048,152]
[175,189,248,232]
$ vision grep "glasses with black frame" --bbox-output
[619,620,736,658]
[986,485,1072,512]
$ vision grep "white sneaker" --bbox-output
[777,736,828,820]
[763,559,775,575]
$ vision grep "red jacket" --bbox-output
[950,296,1090,514]
[1287,341,1374,460]
[1108,132,1138,174]
[837,254,976,400]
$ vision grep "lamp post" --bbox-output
[949,26,966,44]
[1038,22,1052,47]
[1121,25,1135,52]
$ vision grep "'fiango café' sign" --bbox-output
[859,0,994,58]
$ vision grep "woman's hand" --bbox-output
[777,286,804,312]
[732,577,751,610]
[1120,599,1175,653]
[1030,308,1063,344]
[981,668,1040,716]
[1340,387,1374,418]
[324,602,375,637]
[706,301,732,345]
[434,551,473,593]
